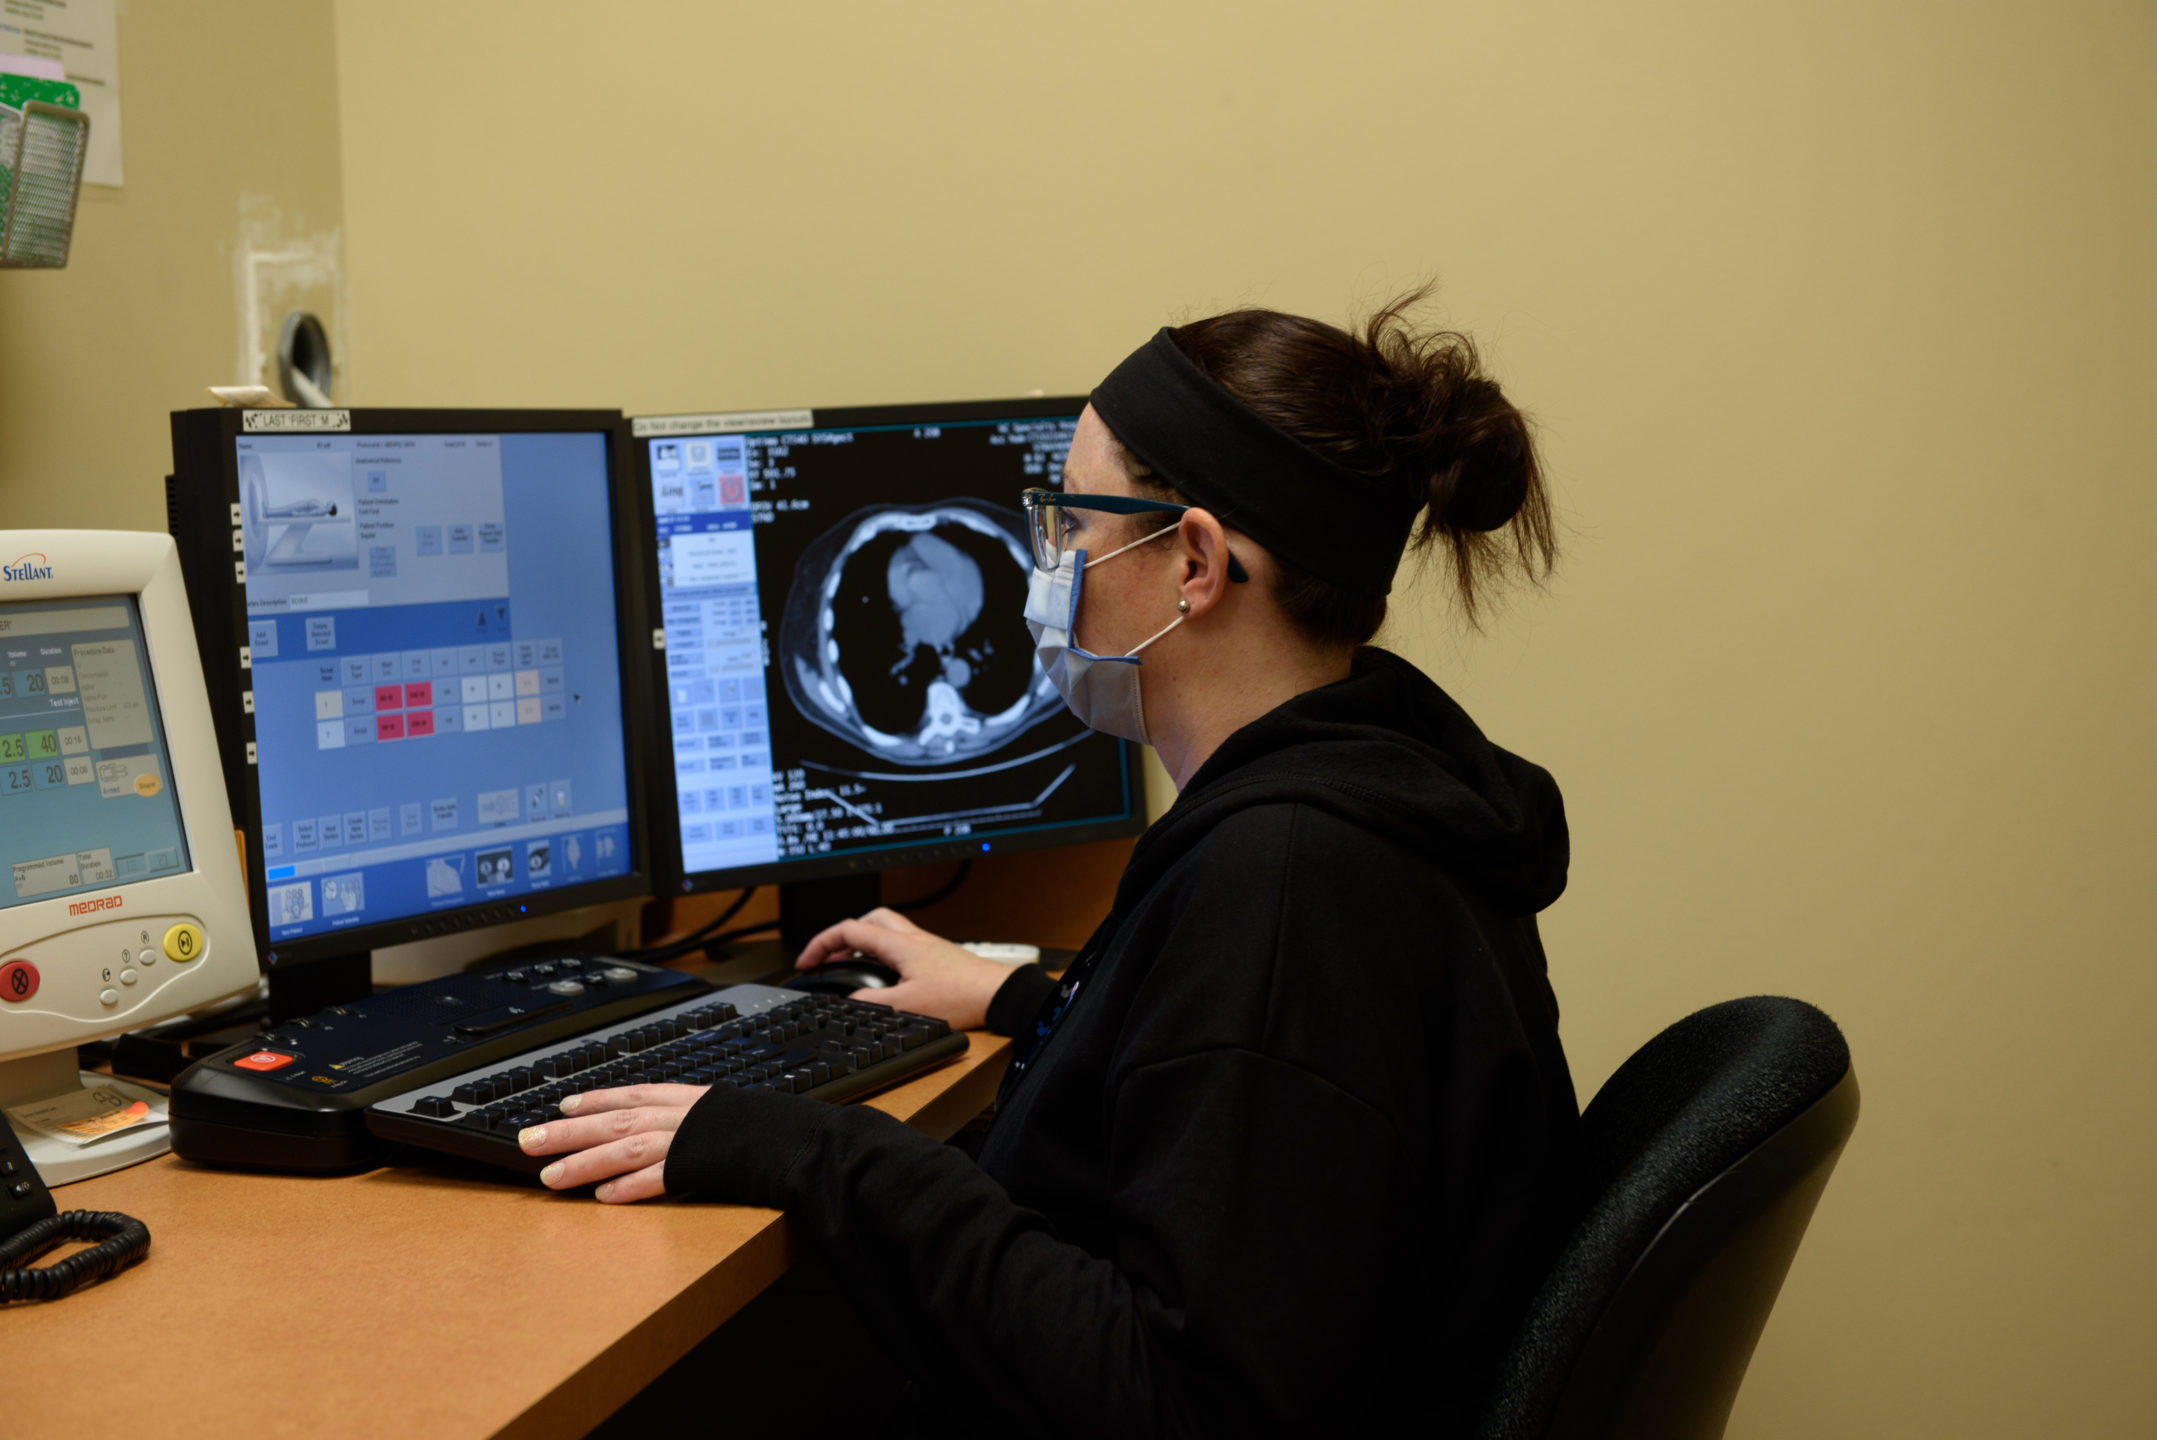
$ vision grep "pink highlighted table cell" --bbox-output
[403,681,434,709]
[404,708,436,738]
[375,713,407,741]
[374,685,405,712]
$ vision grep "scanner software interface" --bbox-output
[1,595,192,909]
[647,415,1133,880]
[237,432,632,943]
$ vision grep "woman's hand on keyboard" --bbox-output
[517,1085,705,1203]
[795,907,1009,1030]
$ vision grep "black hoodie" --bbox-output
[665,649,1581,1436]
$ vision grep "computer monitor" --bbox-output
[166,408,654,1016]
[632,399,1145,947]
[0,530,259,1184]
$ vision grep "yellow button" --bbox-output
[163,922,204,963]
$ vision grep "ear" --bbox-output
[1174,508,1237,619]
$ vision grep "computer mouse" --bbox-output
[785,959,901,995]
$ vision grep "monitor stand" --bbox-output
[0,1047,174,1186]
[266,951,372,1022]
[106,951,374,1086]
[701,873,883,984]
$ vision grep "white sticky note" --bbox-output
[0,51,64,81]
[72,638,152,748]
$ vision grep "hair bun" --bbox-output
[1164,286,1553,627]
[1425,377,1533,533]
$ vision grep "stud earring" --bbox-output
[1176,597,1190,613]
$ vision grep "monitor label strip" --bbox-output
[243,410,352,433]
[633,411,814,438]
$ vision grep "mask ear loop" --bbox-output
[1081,522,1180,570]
[1071,522,1191,659]
[1122,611,1185,657]
[1078,518,1249,584]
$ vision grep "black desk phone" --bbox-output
[0,1118,151,1302]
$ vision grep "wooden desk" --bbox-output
[3,1032,1012,1440]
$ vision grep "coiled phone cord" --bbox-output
[0,1210,150,1301]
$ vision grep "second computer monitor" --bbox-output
[167,408,652,981]
[636,399,1143,895]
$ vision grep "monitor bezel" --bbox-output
[629,395,1147,899]
[0,530,261,1055]
[167,407,657,969]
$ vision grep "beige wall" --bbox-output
[0,0,346,533]
[6,0,2132,1432]
[334,4,2156,1434]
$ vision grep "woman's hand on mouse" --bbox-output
[517,1084,703,1204]
[797,906,1010,1029]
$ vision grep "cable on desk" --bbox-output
[621,887,758,964]
[890,860,972,914]
[693,862,972,961]
[699,919,783,956]
[0,1210,151,1302]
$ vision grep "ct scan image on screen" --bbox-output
[650,414,1133,878]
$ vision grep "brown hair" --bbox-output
[1114,286,1554,641]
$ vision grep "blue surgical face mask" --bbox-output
[1023,524,1184,746]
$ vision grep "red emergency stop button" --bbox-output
[233,1050,297,1072]
[0,960,38,1002]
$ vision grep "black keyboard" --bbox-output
[364,983,966,1175]
[171,955,712,1171]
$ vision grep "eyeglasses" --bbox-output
[1020,488,1248,581]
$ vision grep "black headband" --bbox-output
[1089,328,1421,597]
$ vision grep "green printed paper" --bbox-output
[0,76,79,227]
[0,76,80,111]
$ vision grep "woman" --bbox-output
[523,292,1581,1435]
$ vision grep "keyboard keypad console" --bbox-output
[169,953,709,1170]
[364,983,964,1176]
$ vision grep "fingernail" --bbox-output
[560,1094,582,1114]
[540,1162,564,1186]
[519,1126,546,1150]
[595,1182,614,1200]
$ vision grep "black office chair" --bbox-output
[1476,996,1860,1440]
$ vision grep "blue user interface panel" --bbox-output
[1,595,191,909]
[646,414,1133,881]
[237,432,633,943]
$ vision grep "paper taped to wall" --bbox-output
[0,0,121,187]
